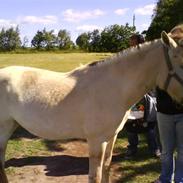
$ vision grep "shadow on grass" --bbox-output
[11,126,85,152]
[114,160,160,183]
[5,155,89,176]
[43,139,86,152]
[11,126,37,139]
[112,130,161,182]
[5,152,160,181]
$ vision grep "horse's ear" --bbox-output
[161,31,177,48]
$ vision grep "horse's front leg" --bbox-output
[88,139,107,183]
[102,134,117,183]
[0,156,8,183]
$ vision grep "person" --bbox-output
[154,87,183,183]
[124,93,161,159]
[124,34,161,159]
[129,33,145,47]
[154,24,183,183]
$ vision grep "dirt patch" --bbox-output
[6,139,122,183]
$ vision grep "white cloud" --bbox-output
[114,8,129,16]
[76,25,103,32]
[134,4,156,15]
[0,19,17,29]
[0,15,58,29]
[18,15,58,25]
[63,9,105,22]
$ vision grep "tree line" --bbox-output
[0,27,75,51]
[0,24,135,52]
[0,0,182,52]
[76,24,135,52]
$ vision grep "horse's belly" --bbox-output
[19,118,84,140]
[11,106,85,140]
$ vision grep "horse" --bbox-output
[0,30,183,183]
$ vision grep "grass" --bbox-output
[0,52,111,72]
[114,131,160,182]
[0,52,161,182]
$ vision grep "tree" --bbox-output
[146,0,183,40]
[100,24,135,52]
[0,26,21,51]
[76,33,90,51]
[88,29,101,52]
[31,28,56,50]
[76,24,135,52]
[31,30,45,49]
[57,29,74,49]
[0,28,6,51]
[43,29,56,50]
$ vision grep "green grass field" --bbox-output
[0,52,111,71]
[0,52,160,182]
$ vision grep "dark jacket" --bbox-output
[156,87,183,114]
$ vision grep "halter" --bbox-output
[163,45,183,90]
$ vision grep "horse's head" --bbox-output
[158,30,183,104]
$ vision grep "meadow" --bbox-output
[0,52,161,182]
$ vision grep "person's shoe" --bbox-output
[124,149,137,159]
[150,149,161,158]
[153,149,161,158]
[155,149,161,158]
[154,179,162,183]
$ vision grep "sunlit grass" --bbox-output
[0,52,112,72]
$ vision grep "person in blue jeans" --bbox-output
[125,93,161,159]
[154,87,183,183]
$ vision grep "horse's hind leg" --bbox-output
[102,134,117,183]
[0,119,18,183]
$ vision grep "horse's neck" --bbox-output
[109,40,163,107]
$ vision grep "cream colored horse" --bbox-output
[0,31,183,183]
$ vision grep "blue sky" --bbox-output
[0,0,157,43]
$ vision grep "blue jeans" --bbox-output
[157,112,183,183]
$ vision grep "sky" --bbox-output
[0,0,157,43]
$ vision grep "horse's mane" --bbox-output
[86,39,160,69]
[88,60,105,67]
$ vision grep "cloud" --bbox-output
[0,19,17,29]
[18,15,58,25]
[134,4,156,15]
[63,9,105,22]
[114,8,129,16]
[0,15,58,29]
[76,25,103,32]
